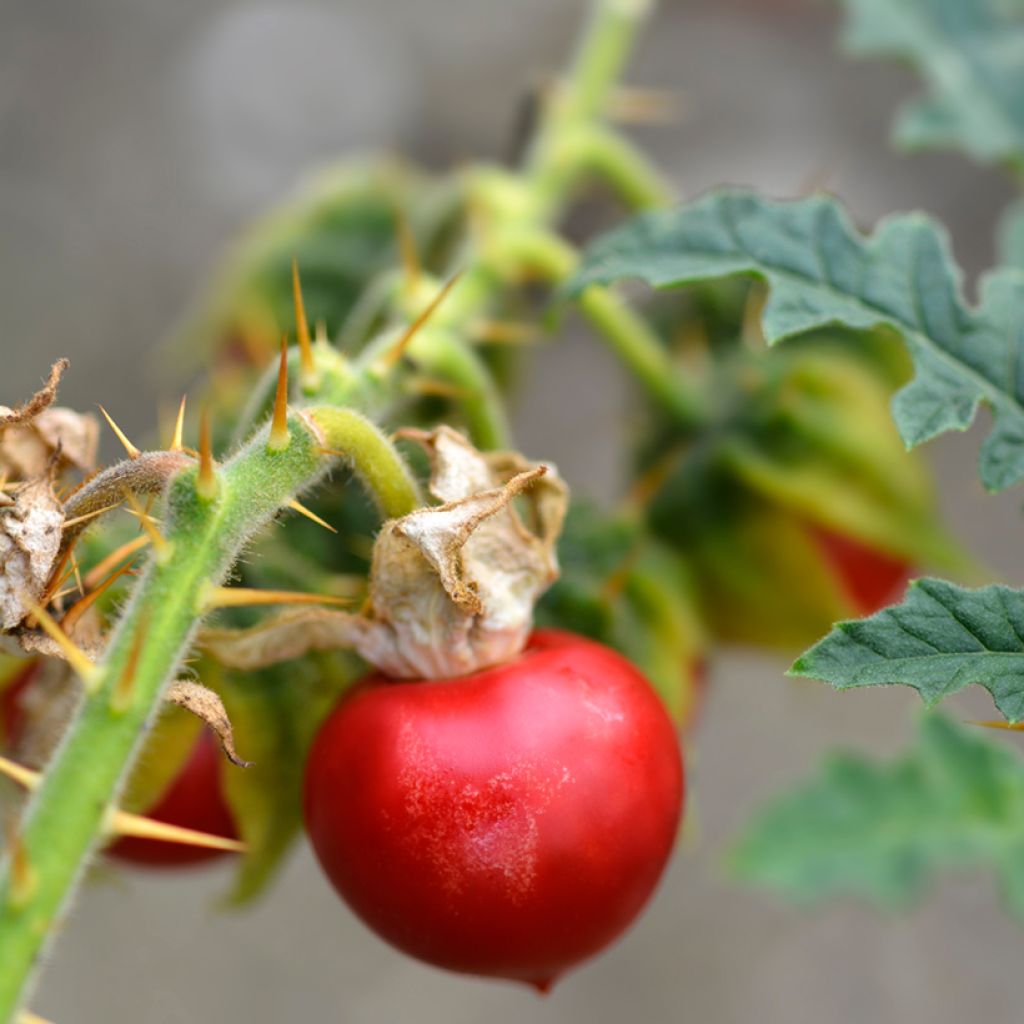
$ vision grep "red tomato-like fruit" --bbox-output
[106,730,238,868]
[2,667,237,868]
[810,525,911,614]
[304,629,684,991]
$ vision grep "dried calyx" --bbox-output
[206,427,569,679]
[0,363,95,633]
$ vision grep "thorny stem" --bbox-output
[236,0,703,438]
[0,1,679,1017]
[0,411,416,1021]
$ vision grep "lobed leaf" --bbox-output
[791,577,1024,722]
[570,189,1024,492]
[838,0,1024,169]
[731,713,1024,918]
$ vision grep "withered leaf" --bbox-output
[165,678,252,768]
[0,478,64,630]
[0,361,98,477]
[204,428,568,679]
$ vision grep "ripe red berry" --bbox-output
[810,525,911,614]
[106,730,238,868]
[303,630,683,991]
[2,666,238,868]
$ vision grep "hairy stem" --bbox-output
[0,409,415,1020]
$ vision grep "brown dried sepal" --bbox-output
[0,477,64,631]
[202,607,357,670]
[205,427,568,679]
[165,679,252,768]
[0,361,98,478]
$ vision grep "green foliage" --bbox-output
[792,577,1024,722]
[203,653,362,904]
[570,189,1024,492]
[838,0,1024,170]
[731,713,1024,916]
[166,159,461,382]
[536,505,706,724]
[638,340,963,634]
[998,198,1024,268]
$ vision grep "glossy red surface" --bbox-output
[304,630,684,990]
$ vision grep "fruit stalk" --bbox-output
[0,410,417,1021]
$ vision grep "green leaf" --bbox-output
[202,651,363,905]
[838,0,1024,169]
[997,197,1024,268]
[791,577,1024,721]
[731,713,1024,916]
[570,189,1024,492]
[536,504,706,725]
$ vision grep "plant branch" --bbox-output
[0,410,415,1020]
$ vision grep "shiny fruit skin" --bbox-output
[3,667,237,868]
[304,629,684,990]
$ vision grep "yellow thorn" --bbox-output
[108,810,245,854]
[970,720,1024,731]
[196,408,219,501]
[23,598,98,689]
[6,824,36,910]
[407,377,471,401]
[122,490,170,562]
[98,406,141,460]
[291,258,315,380]
[69,550,83,598]
[606,85,682,125]
[0,755,40,790]
[61,503,122,531]
[471,319,539,345]
[381,272,464,370]
[62,562,136,635]
[110,613,147,713]
[268,336,291,452]
[41,548,75,606]
[201,586,351,612]
[393,204,422,292]
[83,534,150,589]
[171,395,187,451]
[287,498,337,534]
[20,1012,56,1024]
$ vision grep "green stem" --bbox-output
[0,410,415,1021]
[577,285,706,425]
[525,0,656,212]
[562,125,673,209]
[404,331,511,450]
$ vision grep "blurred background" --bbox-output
[3,0,1023,1020]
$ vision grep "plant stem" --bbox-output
[0,410,415,1021]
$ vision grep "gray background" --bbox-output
[3,0,1024,1021]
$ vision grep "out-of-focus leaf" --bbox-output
[839,0,1024,169]
[571,190,1024,493]
[731,713,1024,918]
[537,505,707,725]
[792,577,1024,722]
[165,158,462,381]
[201,650,364,905]
[998,197,1024,268]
